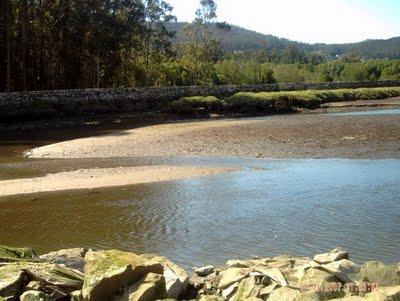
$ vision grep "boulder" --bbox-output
[359,261,400,287]
[0,264,29,299]
[314,249,349,264]
[39,248,88,272]
[239,276,262,299]
[254,266,288,287]
[81,250,164,301]
[266,287,300,301]
[322,259,361,283]
[221,283,238,299]
[217,268,252,289]
[25,281,41,291]
[194,266,215,277]
[295,291,322,301]
[0,262,83,299]
[331,296,366,301]
[225,260,251,268]
[19,290,52,301]
[146,254,189,299]
[127,273,167,301]
[71,290,84,301]
[22,262,84,292]
[0,245,38,263]
[365,285,400,301]
[198,295,225,301]
[300,267,343,299]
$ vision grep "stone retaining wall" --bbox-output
[1,80,400,120]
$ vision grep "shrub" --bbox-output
[226,87,400,113]
[170,96,223,114]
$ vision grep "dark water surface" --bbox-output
[1,157,399,269]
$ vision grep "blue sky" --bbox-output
[167,0,400,44]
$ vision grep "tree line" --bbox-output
[1,0,399,92]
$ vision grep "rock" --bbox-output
[331,296,366,301]
[300,267,343,299]
[295,291,322,301]
[0,262,83,299]
[194,266,215,277]
[71,290,84,301]
[39,248,88,272]
[254,266,288,287]
[217,268,252,289]
[82,250,164,301]
[282,263,310,288]
[198,295,225,301]
[0,245,38,263]
[259,283,278,298]
[20,290,52,301]
[266,287,300,301]
[25,281,41,291]
[127,273,167,301]
[221,282,238,299]
[190,274,206,290]
[240,276,262,299]
[0,264,29,299]
[23,262,84,292]
[314,249,349,264]
[322,259,361,283]
[365,285,400,301]
[359,261,400,287]
[147,254,189,299]
[225,260,251,268]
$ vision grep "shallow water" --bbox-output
[329,108,400,116]
[0,157,399,268]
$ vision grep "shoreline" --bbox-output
[0,245,399,300]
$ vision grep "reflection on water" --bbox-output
[0,158,399,269]
[329,108,400,116]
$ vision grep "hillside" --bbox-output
[168,22,400,59]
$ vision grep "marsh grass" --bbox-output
[170,96,223,114]
[225,87,400,113]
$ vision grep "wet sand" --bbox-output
[27,112,400,159]
[0,165,238,197]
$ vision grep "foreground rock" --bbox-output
[39,248,89,272]
[81,249,188,301]
[191,249,400,301]
[0,245,399,301]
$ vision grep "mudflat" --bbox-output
[27,112,400,159]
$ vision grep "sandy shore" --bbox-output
[27,111,400,159]
[0,165,238,197]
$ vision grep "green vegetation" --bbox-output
[0,244,37,262]
[170,87,400,115]
[170,96,223,114]
[226,87,400,113]
[1,1,399,92]
[171,22,400,59]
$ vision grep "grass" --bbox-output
[225,87,400,113]
[170,96,223,114]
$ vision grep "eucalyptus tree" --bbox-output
[181,0,228,85]
[142,0,176,86]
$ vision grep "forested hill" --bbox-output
[169,22,400,59]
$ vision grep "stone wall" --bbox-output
[1,80,400,120]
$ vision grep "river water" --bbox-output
[0,109,399,269]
